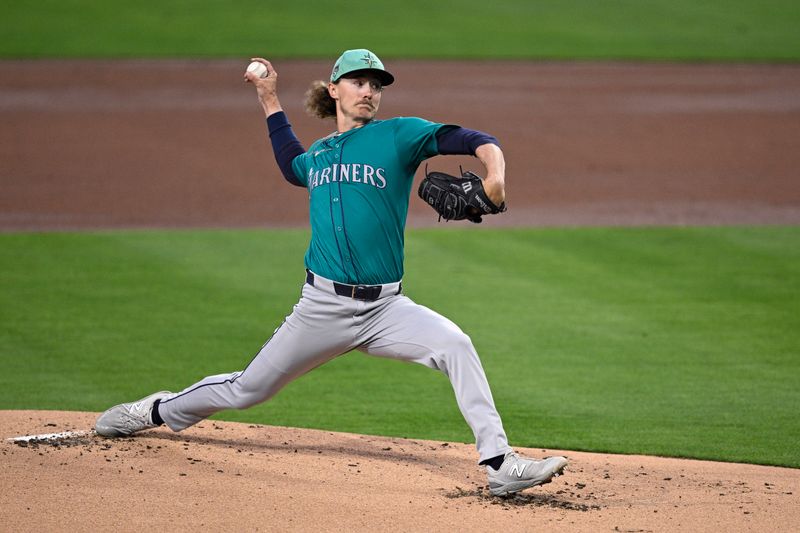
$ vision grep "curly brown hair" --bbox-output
[304,80,336,120]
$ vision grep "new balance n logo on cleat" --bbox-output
[509,463,527,478]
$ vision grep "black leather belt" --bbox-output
[305,270,400,302]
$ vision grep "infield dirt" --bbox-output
[1,60,799,531]
[2,411,799,532]
[1,60,799,230]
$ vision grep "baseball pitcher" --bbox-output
[95,49,567,497]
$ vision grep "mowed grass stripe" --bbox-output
[1,227,798,467]
[2,0,799,60]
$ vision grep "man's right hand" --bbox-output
[244,58,282,117]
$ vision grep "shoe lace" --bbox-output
[119,405,152,429]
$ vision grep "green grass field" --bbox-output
[1,228,798,467]
[2,0,799,60]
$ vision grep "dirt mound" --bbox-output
[2,410,797,532]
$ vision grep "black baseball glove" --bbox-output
[418,168,507,223]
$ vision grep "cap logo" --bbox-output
[360,53,376,68]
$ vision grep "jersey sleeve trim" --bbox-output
[266,111,306,188]
[435,126,500,156]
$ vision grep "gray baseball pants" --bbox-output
[159,271,512,462]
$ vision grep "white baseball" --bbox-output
[247,61,268,78]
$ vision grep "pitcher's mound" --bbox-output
[2,410,797,531]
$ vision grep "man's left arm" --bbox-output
[436,127,506,206]
[474,143,505,206]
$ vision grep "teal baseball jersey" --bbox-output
[291,117,454,285]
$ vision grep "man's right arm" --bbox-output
[267,112,306,187]
[245,58,306,187]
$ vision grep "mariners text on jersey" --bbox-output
[307,163,388,191]
[291,117,450,285]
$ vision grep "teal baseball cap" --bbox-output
[330,49,395,86]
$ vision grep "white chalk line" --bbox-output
[6,430,92,442]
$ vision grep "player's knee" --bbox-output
[428,330,478,376]
[439,330,477,358]
[228,374,285,410]
[229,391,264,410]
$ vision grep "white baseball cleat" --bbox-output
[486,452,568,496]
[95,391,171,437]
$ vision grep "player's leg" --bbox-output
[96,282,355,436]
[356,294,568,495]
[355,294,511,463]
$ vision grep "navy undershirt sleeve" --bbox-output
[436,126,500,156]
[266,111,306,187]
